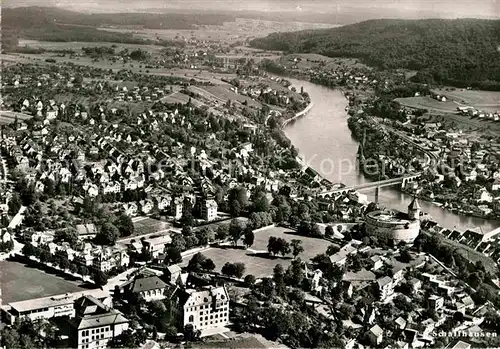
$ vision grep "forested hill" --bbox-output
[250,19,500,89]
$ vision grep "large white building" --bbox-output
[70,295,129,349]
[201,199,218,221]
[179,286,229,333]
[1,289,109,325]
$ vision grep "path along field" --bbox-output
[180,226,329,278]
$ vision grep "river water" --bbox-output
[284,78,499,232]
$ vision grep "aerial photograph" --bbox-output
[0,0,500,348]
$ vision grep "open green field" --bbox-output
[432,88,500,111]
[101,18,334,43]
[0,260,89,303]
[395,96,460,112]
[181,226,328,278]
[17,39,164,53]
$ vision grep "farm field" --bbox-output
[202,85,261,107]
[180,226,329,278]
[17,39,164,53]
[0,260,90,303]
[0,111,34,126]
[432,88,500,111]
[395,96,460,113]
[101,18,335,43]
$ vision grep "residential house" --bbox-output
[376,276,394,301]
[201,199,218,221]
[367,324,383,345]
[165,265,182,285]
[143,234,172,259]
[171,197,183,220]
[76,224,97,240]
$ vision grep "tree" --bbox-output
[233,262,246,279]
[228,186,248,212]
[216,224,229,241]
[164,246,182,265]
[243,229,255,248]
[183,323,200,343]
[8,192,22,216]
[171,234,187,251]
[244,274,256,287]
[196,228,211,245]
[326,244,341,256]
[201,258,216,271]
[221,262,235,277]
[93,269,108,286]
[273,264,286,296]
[229,218,243,245]
[78,264,89,277]
[115,213,134,237]
[54,229,79,245]
[268,236,279,256]
[22,242,35,257]
[291,239,304,258]
[325,225,334,238]
[187,253,207,272]
[95,222,119,245]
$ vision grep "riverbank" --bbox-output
[282,101,314,127]
[282,77,499,232]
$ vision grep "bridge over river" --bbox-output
[318,173,422,202]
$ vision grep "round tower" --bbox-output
[408,197,421,221]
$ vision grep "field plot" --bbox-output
[180,226,328,278]
[162,92,205,107]
[0,260,88,303]
[17,39,164,53]
[202,86,260,107]
[0,111,34,126]
[101,18,335,43]
[432,88,500,111]
[395,96,460,113]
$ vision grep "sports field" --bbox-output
[0,260,88,303]
[180,226,329,278]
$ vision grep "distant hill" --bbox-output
[3,7,234,29]
[1,7,235,48]
[250,19,500,89]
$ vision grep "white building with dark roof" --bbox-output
[179,286,229,333]
[1,289,109,325]
[70,295,129,349]
[124,276,168,302]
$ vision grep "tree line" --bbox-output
[251,18,500,90]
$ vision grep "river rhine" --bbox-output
[285,78,499,232]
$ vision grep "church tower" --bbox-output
[408,197,421,221]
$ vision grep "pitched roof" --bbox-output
[129,276,167,293]
[408,197,421,210]
[369,324,383,337]
[377,276,393,287]
[74,311,128,329]
[167,264,182,275]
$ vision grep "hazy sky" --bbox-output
[3,0,499,19]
